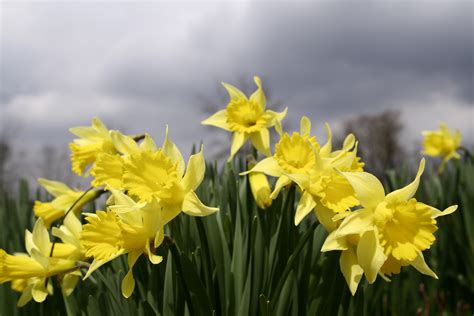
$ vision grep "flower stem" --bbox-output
[164,236,195,316]
[269,221,318,305]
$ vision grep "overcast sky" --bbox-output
[1,1,473,173]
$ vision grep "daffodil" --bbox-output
[33,178,100,226]
[324,158,457,294]
[80,190,165,298]
[202,76,287,160]
[122,128,218,224]
[0,218,82,306]
[422,122,462,172]
[242,117,324,198]
[69,117,116,176]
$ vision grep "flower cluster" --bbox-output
[203,76,459,295]
[1,120,218,305]
[0,76,461,305]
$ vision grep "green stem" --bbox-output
[269,221,318,304]
[165,236,195,316]
[195,218,213,295]
[267,185,295,290]
[94,268,123,307]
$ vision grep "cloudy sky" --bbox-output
[0,1,473,177]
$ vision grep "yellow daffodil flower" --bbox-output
[121,129,218,224]
[202,76,287,160]
[33,178,100,226]
[242,117,325,197]
[324,158,457,294]
[69,117,116,176]
[422,122,462,173]
[80,190,165,298]
[0,218,82,306]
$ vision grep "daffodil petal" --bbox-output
[69,117,107,138]
[314,203,339,232]
[140,134,158,152]
[31,281,49,303]
[269,175,292,199]
[340,171,385,208]
[357,229,386,284]
[320,123,333,157]
[300,116,311,136]
[410,252,438,279]
[285,173,310,191]
[122,251,141,298]
[201,110,231,131]
[229,132,248,161]
[336,208,374,237]
[431,204,458,218]
[241,157,282,178]
[342,134,356,151]
[249,76,266,110]
[250,129,271,156]
[110,130,139,155]
[32,219,50,256]
[321,230,348,252]
[92,117,108,133]
[386,159,425,203]
[83,259,107,280]
[222,82,247,101]
[17,284,34,307]
[294,191,316,225]
[266,107,288,128]
[163,126,186,177]
[83,251,125,279]
[340,248,364,296]
[61,273,80,296]
[38,178,71,197]
[183,147,205,192]
[146,242,163,265]
[161,205,181,225]
[182,192,219,217]
[24,230,34,255]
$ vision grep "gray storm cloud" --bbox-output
[0,1,472,157]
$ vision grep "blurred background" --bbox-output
[0,0,473,190]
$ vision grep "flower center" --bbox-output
[225,97,267,133]
[123,150,184,205]
[374,199,437,261]
[274,133,317,174]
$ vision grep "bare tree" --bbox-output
[338,110,405,178]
